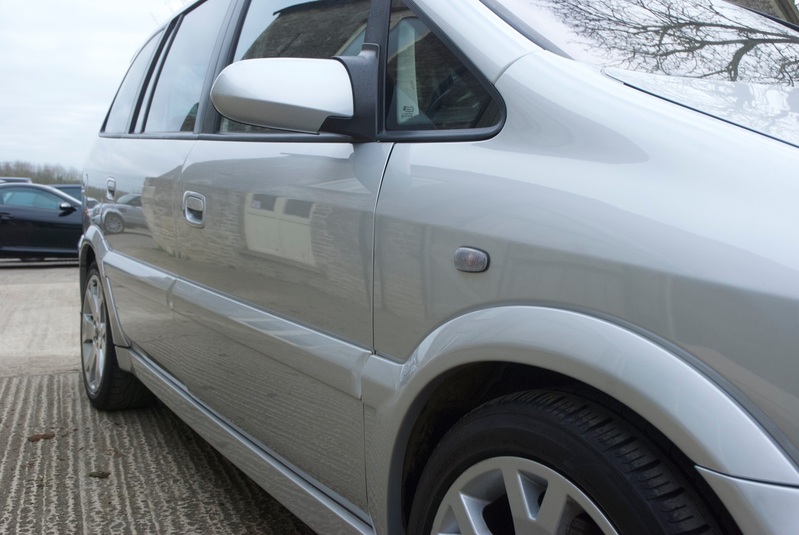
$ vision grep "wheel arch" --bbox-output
[361,306,799,533]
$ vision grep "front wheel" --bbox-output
[408,390,729,535]
[81,263,153,409]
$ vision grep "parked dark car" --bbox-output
[0,177,33,184]
[0,183,82,260]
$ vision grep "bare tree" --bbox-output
[0,161,81,184]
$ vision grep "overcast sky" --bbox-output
[0,0,189,171]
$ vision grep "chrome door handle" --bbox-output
[183,191,206,228]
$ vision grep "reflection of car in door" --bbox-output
[97,193,146,234]
[0,183,82,259]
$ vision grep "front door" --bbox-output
[170,0,383,513]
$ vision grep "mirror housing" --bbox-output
[211,58,354,134]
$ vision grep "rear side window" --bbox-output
[385,1,500,131]
[219,0,372,133]
[103,31,163,134]
[145,0,230,133]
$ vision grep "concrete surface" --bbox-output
[0,259,314,534]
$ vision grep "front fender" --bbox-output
[362,306,799,532]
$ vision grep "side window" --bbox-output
[219,0,372,133]
[103,31,163,134]
[1,189,63,210]
[144,0,229,133]
[385,3,500,131]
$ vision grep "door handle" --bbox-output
[183,191,206,228]
[0,212,13,221]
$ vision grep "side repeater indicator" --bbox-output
[454,247,490,273]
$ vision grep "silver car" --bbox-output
[80,0,799,533]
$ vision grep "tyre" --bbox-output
[103,213,124,234]
[81,263,153,410]
[408,390,729,535]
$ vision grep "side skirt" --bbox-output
[124,347,374,535]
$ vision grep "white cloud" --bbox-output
[0,0,187,169]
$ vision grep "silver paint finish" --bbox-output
[361,307,799,533]
[374,48,799,456]
[212,58,355,132]
[83,137,189,366]
[169,140,392,510]
[172,278,370,399]
[698,467,799,535]
[127,348,373,535]
[606,68,799,148]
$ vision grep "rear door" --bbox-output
[171,0,387,512]
[85,0,234,369]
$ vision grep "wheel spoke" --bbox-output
[86,347,98,384]
[433,490,487,535]
[81,274,108,395]
[431,457,619,535]
[501,465,546,533]
[87,282,100,318]
[82,311,96,342]
[529,474,569,533]
[453,495,487,535]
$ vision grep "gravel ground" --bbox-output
[0,260,314,534]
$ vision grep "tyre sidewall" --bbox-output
[409,396,681,534]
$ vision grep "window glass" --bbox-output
[385,3,500,131]
[145,0,229,133]
[104,31,163,134]
[220,0,371,132]
[1,189,63,210]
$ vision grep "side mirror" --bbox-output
[211,58,354,134]
[59,202,75,212]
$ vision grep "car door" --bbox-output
[85,0,233,370]
[170,0,386,511]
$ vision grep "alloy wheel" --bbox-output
[431,456,617,535]
[81,273,107,395]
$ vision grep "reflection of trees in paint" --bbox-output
[540,0,799,85]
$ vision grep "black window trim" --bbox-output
[101,0,238,141]
[201,0,507,143]
[133,20,179,136]
[375,0,506,144]
[143,0,236,136]
[104,0,506,144]
[99,27,168,137]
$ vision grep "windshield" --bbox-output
[483,0,799,85]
